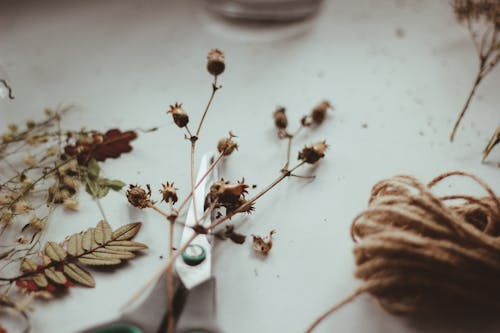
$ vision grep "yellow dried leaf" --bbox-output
[82,228,96,251]
[32,274,48,288]
[63,263,95,287]
[112,222,142,241]
[44,242,67,262]
[67,233,84,257]
[44,267,67,285]
[78,256,121,266]
[107,240,148,252]
[94,220,112,245]
[20,258,38,273]
[94,248,135,259]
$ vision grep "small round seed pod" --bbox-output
[217,133,238,156]
[126,184,151,209]
[207,49,225,76]
[273,107,288,130]
[167,103,189,128]
[310,100,331,125]
[160,182,178,204]
[298,141,328,164]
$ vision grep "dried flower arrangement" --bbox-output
[450,0,499,161]
[123,49,331,332]
[0,103,147,331]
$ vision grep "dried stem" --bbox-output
[0,79,14,100]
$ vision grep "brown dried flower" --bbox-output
[252,230,276,255]
[167,103,189,128]
[310,100,332,125]
[217,132,238,156]
[207,49,225,76]
[298,141,328,164]
[127,184,152,209]
[160,182,178,204]
[273,107,288,130]
[205,178,253,214]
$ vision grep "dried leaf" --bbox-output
[93,248,135,259]
[20,258,38,273]
[99,178,126,191]
[106,240,148,252]
[78,256,121,266]
[87,159,101,180]
[44,267,67,285]
[67,233,84,256]
[32,274,48,288]
[82,228,96,251]
[64,129,138,165]
[63,263,95,288]
[252,230,276,256]
[44,242,67,262]
[94,220,112,245]
[112,222,142,241]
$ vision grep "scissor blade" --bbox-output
[175,152,218,290]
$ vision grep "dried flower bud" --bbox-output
[62,176,80,192]
[29,217,46,231]
[205,178,252,214]
[273,107,288,130]
[1,208,13,225]
[207,49,225,76]
[127,184,152,209]
[26,120,36,129]
[310,100,331,125]
[23,155,37,167]
[160,182,178,204]
[13,201,31,214]
[217,132,238,156]
[167,103,189,128]
[0,195,12,205]
[16,236,29,244]
[63,199,79,211]
[252,230,276,255]
[8,123,18,133]
[298,141,328,164]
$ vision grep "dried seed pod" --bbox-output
[126,184,152,209]
[273,107,288,130]
[167,103,189,128]
[217,132,238,156]
[160,182,178,204]
[298,141,328,164]
[310,100,331,125]
[252,230,276,255]
[207,49,225,76]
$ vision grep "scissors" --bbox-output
[81,152,222,333]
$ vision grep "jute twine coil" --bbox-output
[307,171,500,332]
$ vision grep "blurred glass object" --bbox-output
[207,0,322,22]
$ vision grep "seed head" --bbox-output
[217,132,238,156]
[273,107,288,130]
[167,103,189,128]
[310,100,332,125]
[298,141,328,164]
[160,182,178,204]
[207,49,225,76]
[127,184,152,209]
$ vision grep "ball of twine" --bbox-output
[307,171,500,332]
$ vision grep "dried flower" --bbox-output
[0,195,12,205]
[160,182,178,204]
[127,184,152,209]
[310,100,331,125]
[216,225,246,244]
[252,230,276,255]
[16,236,29,244]
[167,103,189,128]
[23,155,37,167]
[207,49,225,76]
[273,107,288,130]
[28,217,46,231]
[1,208,13,225]
[63,199,79,211]
[217,132,238,156]
[298,141,328,164]
[205,178,253,214]
[13,201,31,214]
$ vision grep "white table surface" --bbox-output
[1,1,499,332]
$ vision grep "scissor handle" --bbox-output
[176,277,222,333]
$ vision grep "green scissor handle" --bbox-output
[91,323,143,333]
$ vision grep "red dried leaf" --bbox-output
[0,324,7,333]
[64,129,137,165]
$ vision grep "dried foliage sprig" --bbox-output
[450,0,499,142]
[124,49,331,332]
[0,220,146,291]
